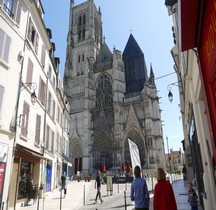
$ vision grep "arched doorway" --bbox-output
[92,133,113,171]
[70,139,82,175]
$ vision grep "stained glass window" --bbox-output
[96,74,113,107]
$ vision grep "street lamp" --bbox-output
[21,82,37,104]
[168,88,173,103]
[30,91,37,104]
[167,81,181,103]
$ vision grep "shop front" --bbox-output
[46,161,52,192]
[0,143,8,209]
[9,145,43,209]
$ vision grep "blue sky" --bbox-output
[41,0,183,153]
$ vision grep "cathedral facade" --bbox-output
[64,0,165,175]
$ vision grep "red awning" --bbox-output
[178,0,204,51]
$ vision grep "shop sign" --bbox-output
[0,162,6,205]
[199,0,216,161]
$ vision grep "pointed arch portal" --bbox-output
[70,139,83,174]
[92,132,113,170]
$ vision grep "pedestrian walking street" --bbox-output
[21,176,202,210]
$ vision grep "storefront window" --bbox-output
[18,161,30,199]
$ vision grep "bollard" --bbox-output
[60,186,62,210]
[124,190,127,210]
[151,174,154,193]
[83,185,85,205]
[118,176,119,193]
[37,192,40,210]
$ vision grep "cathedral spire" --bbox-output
[148,63,156,86]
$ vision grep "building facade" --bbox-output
[0,0,70,209]
[165,0,216,209]
[64,0,165,176]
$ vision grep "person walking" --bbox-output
[187,181,198,210]
[153,168,177,210]
[95,170,103,203]
[61,172,67,198]
[130,165,150,210]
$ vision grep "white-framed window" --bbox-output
[3,0,22,24]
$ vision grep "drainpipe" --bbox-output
[41,74,49,210]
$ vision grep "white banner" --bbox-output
[128,138,141,174]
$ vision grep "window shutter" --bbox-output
[41,78,46,105]
[26,58,33,83]
[0,29,11,63]
[47,92,51,114]
[38,76,46,105]
[52,131,54,152]
[21,101,29,137]
[41,45,46,67]
[0,85,4,111]
[15,2,22,25]
[38,76,41,98]
[52,101,55,119]
[35,33,39,54]
[27,17,33,40]
[3,34,11,62]
[0,29,4,59]
[35,114,41,144]
[46,125,50,149]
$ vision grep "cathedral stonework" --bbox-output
[64,0,165,175]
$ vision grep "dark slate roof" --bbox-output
[96,41,113,64]
[122,34,144,60]
[122,34,148,94]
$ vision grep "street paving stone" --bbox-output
[20,176,202,210]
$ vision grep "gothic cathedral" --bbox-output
[64,0,165,175]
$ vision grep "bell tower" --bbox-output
[64,0,102,111]
[64,0,102,174]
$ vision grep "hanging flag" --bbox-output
[128,138,141,174]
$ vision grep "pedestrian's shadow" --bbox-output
[85,199,102,206]
[109,204,134,209]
